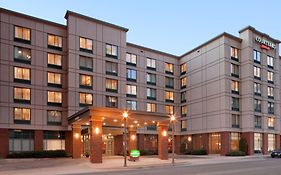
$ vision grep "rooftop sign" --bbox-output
[255,36,276,50]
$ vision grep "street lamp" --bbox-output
[122,111,128,167]
[170,114,175,166]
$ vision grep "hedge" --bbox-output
[7,150,71,158]
[185,149,207,155]
[225,151,246,156]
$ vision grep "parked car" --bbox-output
[271,150,281,158]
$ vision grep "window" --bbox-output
[147,58,156,70]
[165,91,174,102]
[127,69,137,81]
[267,86,274,99]
[48,53,62,68]
[147,73,156,85]
[48,72,62,87]
[180,63,187,75]
[79,93,93,106]
[147,88,156,100]
[43,131,65,151]
[165,77,174,89]
[268,134,275,152]
[9,130,34,153]
[79,37,93,52]
[268,102,274,114]
[79,56,93,71]
[254,66,261,79]
[105,79,118,92]
[14,87,30,103]
[14,67,30,83]
[47,91,62,105]
[267,56,274,68]
[105,43,118,58]
[254,83,261,96]
[165,63,174,74]
[231,63,239,77]
[267,71,274,83]
[181,77,187,89]
[147,103,156,112]
[106,61,118,76]
[48,34,62,49]
[254,133,262,153]
[181,106,187,117]
[79,74,92,89]
[231,97,239,111]
[232,114,240,128]
[231,47,238,60]
[14,26,30,43]
[126,100,137,110]
[230,133,240,151]
[181,91,186,103]
[231,80,239,94]
[268,117,274,129]
[106,96,118,108]
[47,110,62,125]
[126,85,137,97]
[126,53,137,66]
[254,116,262,128]
[181,120,187,131]
[14,46,31,63]
[14,107,31,124]
[253,50,261,63]
[165,105,174,115]
[254,99,261,112]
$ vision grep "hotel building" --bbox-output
[0,8,280,161]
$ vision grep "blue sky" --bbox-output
[1,0,280,55]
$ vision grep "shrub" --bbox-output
[139,150,158,156]
[239,138,248,154]
[226,151,246,156]
[184,149,207,155]
[7,150,71,158]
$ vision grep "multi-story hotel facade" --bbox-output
[0,8,280,159]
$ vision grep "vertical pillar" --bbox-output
[90,117,103,163]
[275,134,280,150]
[65,131,73,155]
[34,130,43,151]
[241,132,254,155]
[262,133,268,155]
[202,133,209,154]
[128,128,137,151]
[220,132,230,156]
[0,128,9,158]
[72,124,82,159]
[175,135,181,154]
[138,134,145,151]
[157,123,168,160]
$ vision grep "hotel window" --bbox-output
[267,86,274,99]
[147,103,156,112]
[14,87,30,103]
[254,66,261,80]
[268,134,275,152]
[105,79,118,93]
[48,34,62,50]
[268,102,274,114]
[47,91,62,105]
[181,106,187,117]
[254,99,261,112]
[181,120,187,131]
[48,72,62,87]
[79,74,92,89]
[147,58,156,70]
[106,61,118,76]
[126,100,137,111]
[14,67,30,83]
[127,69,137,82]
[268,117,274,129]
[126,85,137,97]
[48,53,62,68]
[165,63,174,74]
[105,43,118,58]
[79,56,93,71]
[79,93,93,106]
[254,83,261,96]
[14,107,31,124]
[231,63,239,78]
[180,63,187,75]
[147,88,156,100]
[231,97,239,111]
[165,91,174,102]
[267,55,274,68]
[232,114,240,128]
[79,37,93,52]
[105,96,118,108]
[126,53,137,66]
[165,77,174,89]
[181,77,187,89]
[253,50,261,64]
[14,26,31,43]
[230,133,240,151]
[165,105,174,115]
[181,91,186,103]
[43,131,65,151]
[231,47,238,61]
[231,80,239,94]
[267,71,274,83]
[254,116,262,128]
[147,73,156,85]
[14,46,31,63]
[47,110,62,125]
[8,130,34,153]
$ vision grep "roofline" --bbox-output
[65,10,129,32]
[239,25,281,43]
[180,32,242,58]
[0,8,66,29]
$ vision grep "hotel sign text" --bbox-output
[255,36,276,50]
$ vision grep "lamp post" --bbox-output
[171,114,175,166]
[123,112,128,167]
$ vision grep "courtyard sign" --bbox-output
[255,36,276,50]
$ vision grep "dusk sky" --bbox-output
[1,0,280,55]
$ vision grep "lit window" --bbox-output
[165,91,174,102]
[14,87,30,102]
[267,86,274,98]
[48,34,62,49]
[268,134,275,152]
[14,107,31,122]
[14,46,31,63]
[231,47,238,60]
[48,53,62,68]
[267,55,274,68]
[106,61,118,75]
[48,72,62,86]
[267,71,274,83]
[79,56,93,71]
[79,74,92,88]
[254,66,261,79]
[181,77,187,88]
[181,106,187,116]
[232,114,240,128]
[126,100,137,110]
[231,63,239,77]
[231,80,239,94]
[147,88,156,100]
[254,83,261,96]
[106,79,118,92]
[79,37,93,52]
[180,63,187,75]
[14,67,30,82]
[127,69,137,81]
[105,44,118,57]
[147,58,156,69]
[165,105,174,115]
[14,26,30,42]
[126,85,137,97]
[147,103,156,112]
[253,50,261,63]
[165,77,174,89]
[147,73,156,85]
[79,93,93,105]
[47,91,62,104]
[181,120,187,130]
[165,63,174,74]
[126,53,137,65]
[254,99,261,112]
[106,96,118,108]
[47,110,62,125]
[230,133,240,151]
[268,117,275,129]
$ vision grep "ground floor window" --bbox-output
[209,133,221,154]
[43,131,65,150]
[230,132,240,151]
[268,134,275,152]
[9,130,34,153]
[254,133,262,153]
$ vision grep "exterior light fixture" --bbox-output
[163,130,167,137]
[114,119,117,122]
[188,136,192,142]
[134,120,138,124]
[95,127,100,134]
[144,122,147,125]
[75,133,79,139]
[122,111,128,118]
[103,122,106,126]
[152,121,155,124]
[131,134,136,141]
[170,115,175,121]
